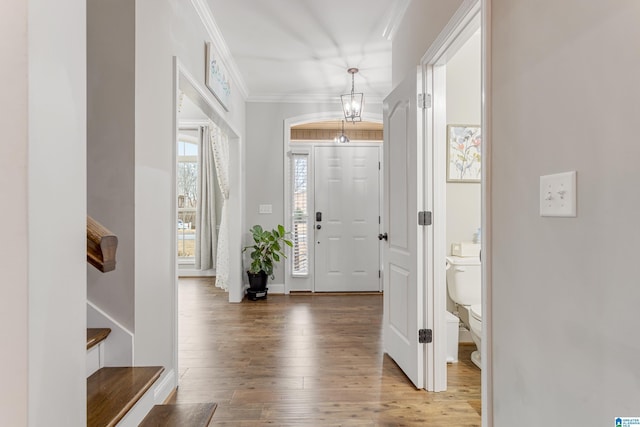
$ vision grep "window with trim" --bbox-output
[177,129,199,262]
[291,153,309,276]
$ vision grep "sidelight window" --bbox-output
[291,153,309,276]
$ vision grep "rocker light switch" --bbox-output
[540,171,577,217]
[259,204,272,214]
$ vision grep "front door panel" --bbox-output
[314,145,380,292]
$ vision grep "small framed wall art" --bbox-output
[205,42,231,111]
[446,124,481,182]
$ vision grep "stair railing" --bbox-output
[87,216,118,272]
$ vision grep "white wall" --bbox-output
[85,0,246,398]
[392,0,464,87]
[134,0,246,381]
[87,0,136,331]
[491,0,640,423]
[446,31,481,253]
[0,1,28,425]
[28,0,87,425]
[245,102,382,287]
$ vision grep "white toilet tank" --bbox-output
[446,256,481,306]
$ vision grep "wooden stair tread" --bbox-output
[139,403,217,427]
[86,328,111,350]
[87,366,164,427]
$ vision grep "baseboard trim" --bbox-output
[154,369,176,403]
[266,283,285,294]
[87,301,134,366]
[178,267,216,277]
[114,369,172,427]
[459,327,474,343]
[290,291,383,296]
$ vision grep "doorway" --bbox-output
[176,95,223,276]
[172,57,246,396]
[420,0,483,394]
[442,29,482,371]
[173,58,244,302]
[379,0,484,396]
[284,114,383,293]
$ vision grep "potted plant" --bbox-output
[243,224,292,300]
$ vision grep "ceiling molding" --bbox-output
[247,93,384,105]
[190,0,249,100]
[420,0,480,65]
[382,0,412,40]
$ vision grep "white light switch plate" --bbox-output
[259,204,272,214]
[540,171,577,217]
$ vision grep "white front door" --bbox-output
[382,73,424,388]
[314,145,381,292]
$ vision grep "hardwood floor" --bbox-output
[168,277,480,426]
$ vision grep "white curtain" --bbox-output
[211,126,230,290]
[195,125,218,270]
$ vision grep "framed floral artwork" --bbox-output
[205,42,231,111]
[446,125,481,182]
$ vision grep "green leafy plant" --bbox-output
[243,224,293,279]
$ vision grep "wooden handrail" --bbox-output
[87,216,118,272]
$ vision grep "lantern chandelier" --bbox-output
[341,68,364,123]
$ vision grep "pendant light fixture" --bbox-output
[341,68,364,122]
[335,120,350,144]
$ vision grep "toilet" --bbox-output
[446,255,482,369]
[468,304,482,368]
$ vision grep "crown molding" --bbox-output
[382,0,412,40]
[247,93,341,104]
[190,0,249,100]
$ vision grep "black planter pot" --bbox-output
[247,271,268,300]
[247,271,268,291]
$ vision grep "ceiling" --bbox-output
[204,0,410,103]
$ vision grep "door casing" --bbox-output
[419,0,485,395]
[285,137,383,293]
[283,112,383,294]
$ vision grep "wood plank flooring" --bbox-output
[168,277,480,426]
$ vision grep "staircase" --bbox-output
[139,403,217,426]
[87,365,164,426]
[86,219,216,426]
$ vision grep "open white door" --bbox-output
[382,72,424,389]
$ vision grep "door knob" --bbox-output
[316,224,322,230]
[378,233,388,241]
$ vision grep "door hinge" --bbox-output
[378,216,381,224]
[419,329,432,344]
[418,211,432,226]
[418,93,432,109]
[379,270,381,278]
[378,161,381,170]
